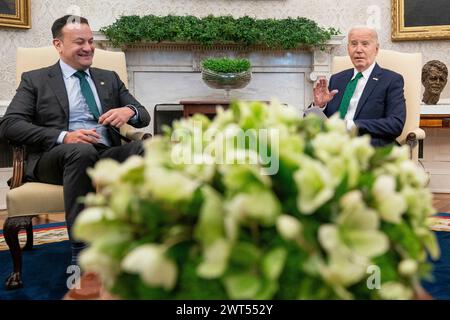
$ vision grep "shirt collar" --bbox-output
[352,61,376,80]
[59,59,91,80]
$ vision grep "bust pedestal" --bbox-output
[420,103,450,193]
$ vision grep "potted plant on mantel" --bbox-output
[100,15,341,49]
[201,57,252,96]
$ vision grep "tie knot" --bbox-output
[73,71,87,79]
[354,72,363,80]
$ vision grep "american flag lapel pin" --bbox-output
[373,77,379,81]
[100,81,105,85]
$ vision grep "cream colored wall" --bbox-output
[1,0,450,101]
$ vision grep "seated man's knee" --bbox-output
[66,144,99,164]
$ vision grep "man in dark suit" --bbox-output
[312,26,406,147]
[0,15,151,264]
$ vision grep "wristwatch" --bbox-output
[125,104,137,116]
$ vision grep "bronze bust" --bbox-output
[422,60,448,105]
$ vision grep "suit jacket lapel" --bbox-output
[47,62,69,118]
[354,63,382,119]
[90,68,111,114]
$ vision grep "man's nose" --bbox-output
[82,43,93,52]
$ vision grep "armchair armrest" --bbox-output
[406,127,426,141]
[402,127,425,161]
[120,124,152,141]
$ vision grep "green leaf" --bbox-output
[229,242,262,268]
[223,274,261,299]
[262,247,288,280]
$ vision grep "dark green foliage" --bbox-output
[372,251,401,283]
[276,243,309,299]
[202,57,251,73]
[174,256,228,299]
[110,273,171,299]
[383,222,423,260]
[101,15,340,48]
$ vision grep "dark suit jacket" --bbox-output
[324,63,406,147]
[0,62,151,179]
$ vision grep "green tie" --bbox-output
[73,71,100,120]
[338,72,363,119]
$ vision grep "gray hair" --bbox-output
[347,26,379,45]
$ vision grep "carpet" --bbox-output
[0,241,71,300]
[0,222,71,300]
[0,222,69,251]
[422,213,450,300]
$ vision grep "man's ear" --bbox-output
[53,38,62,53]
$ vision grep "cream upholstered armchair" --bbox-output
[3,46,150,290]
[332,49,425,162]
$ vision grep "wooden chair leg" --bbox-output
[3,216,33,290]
[23,218,34,251]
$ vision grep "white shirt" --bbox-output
[57,59,110,146]
[312,61,376,131]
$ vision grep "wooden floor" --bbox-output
[1,193,450,227]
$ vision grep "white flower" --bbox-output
[319,191,389,259]
[378,282,413,300]
[144,137,173,167]
[294,156,335,214]
[197,239,231,279]
[398,161,429,188]
[398,259,418,276]
[73,207,128,242]
[79,246,119,287]
[372,175,407,224]
[267,99,301,127]
[225,190,281,226]
[318,250,369,287]
[276,215,303,241]
[143,167,200,203]
[119,155,144,175]
[182,154,216,182]
[278,135,304,167]
[312,131,350,162]
[343,135,374,171]
[87,159,121,187]
[324,114,348,134]
[121,244,177,290]
[194,186,225,246]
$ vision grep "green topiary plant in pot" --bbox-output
[74,100,439,300]
[201,57,252,96]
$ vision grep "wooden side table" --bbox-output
[180,99,271,118]
[180,99,231,118]
[420,114,450,128]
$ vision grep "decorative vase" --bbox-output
[202,68,252,97]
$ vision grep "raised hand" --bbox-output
[313,77,338,107]
[63,129,100,144]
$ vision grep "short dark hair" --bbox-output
[51,15,89,39]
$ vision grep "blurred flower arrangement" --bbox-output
[74,100,439,300]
